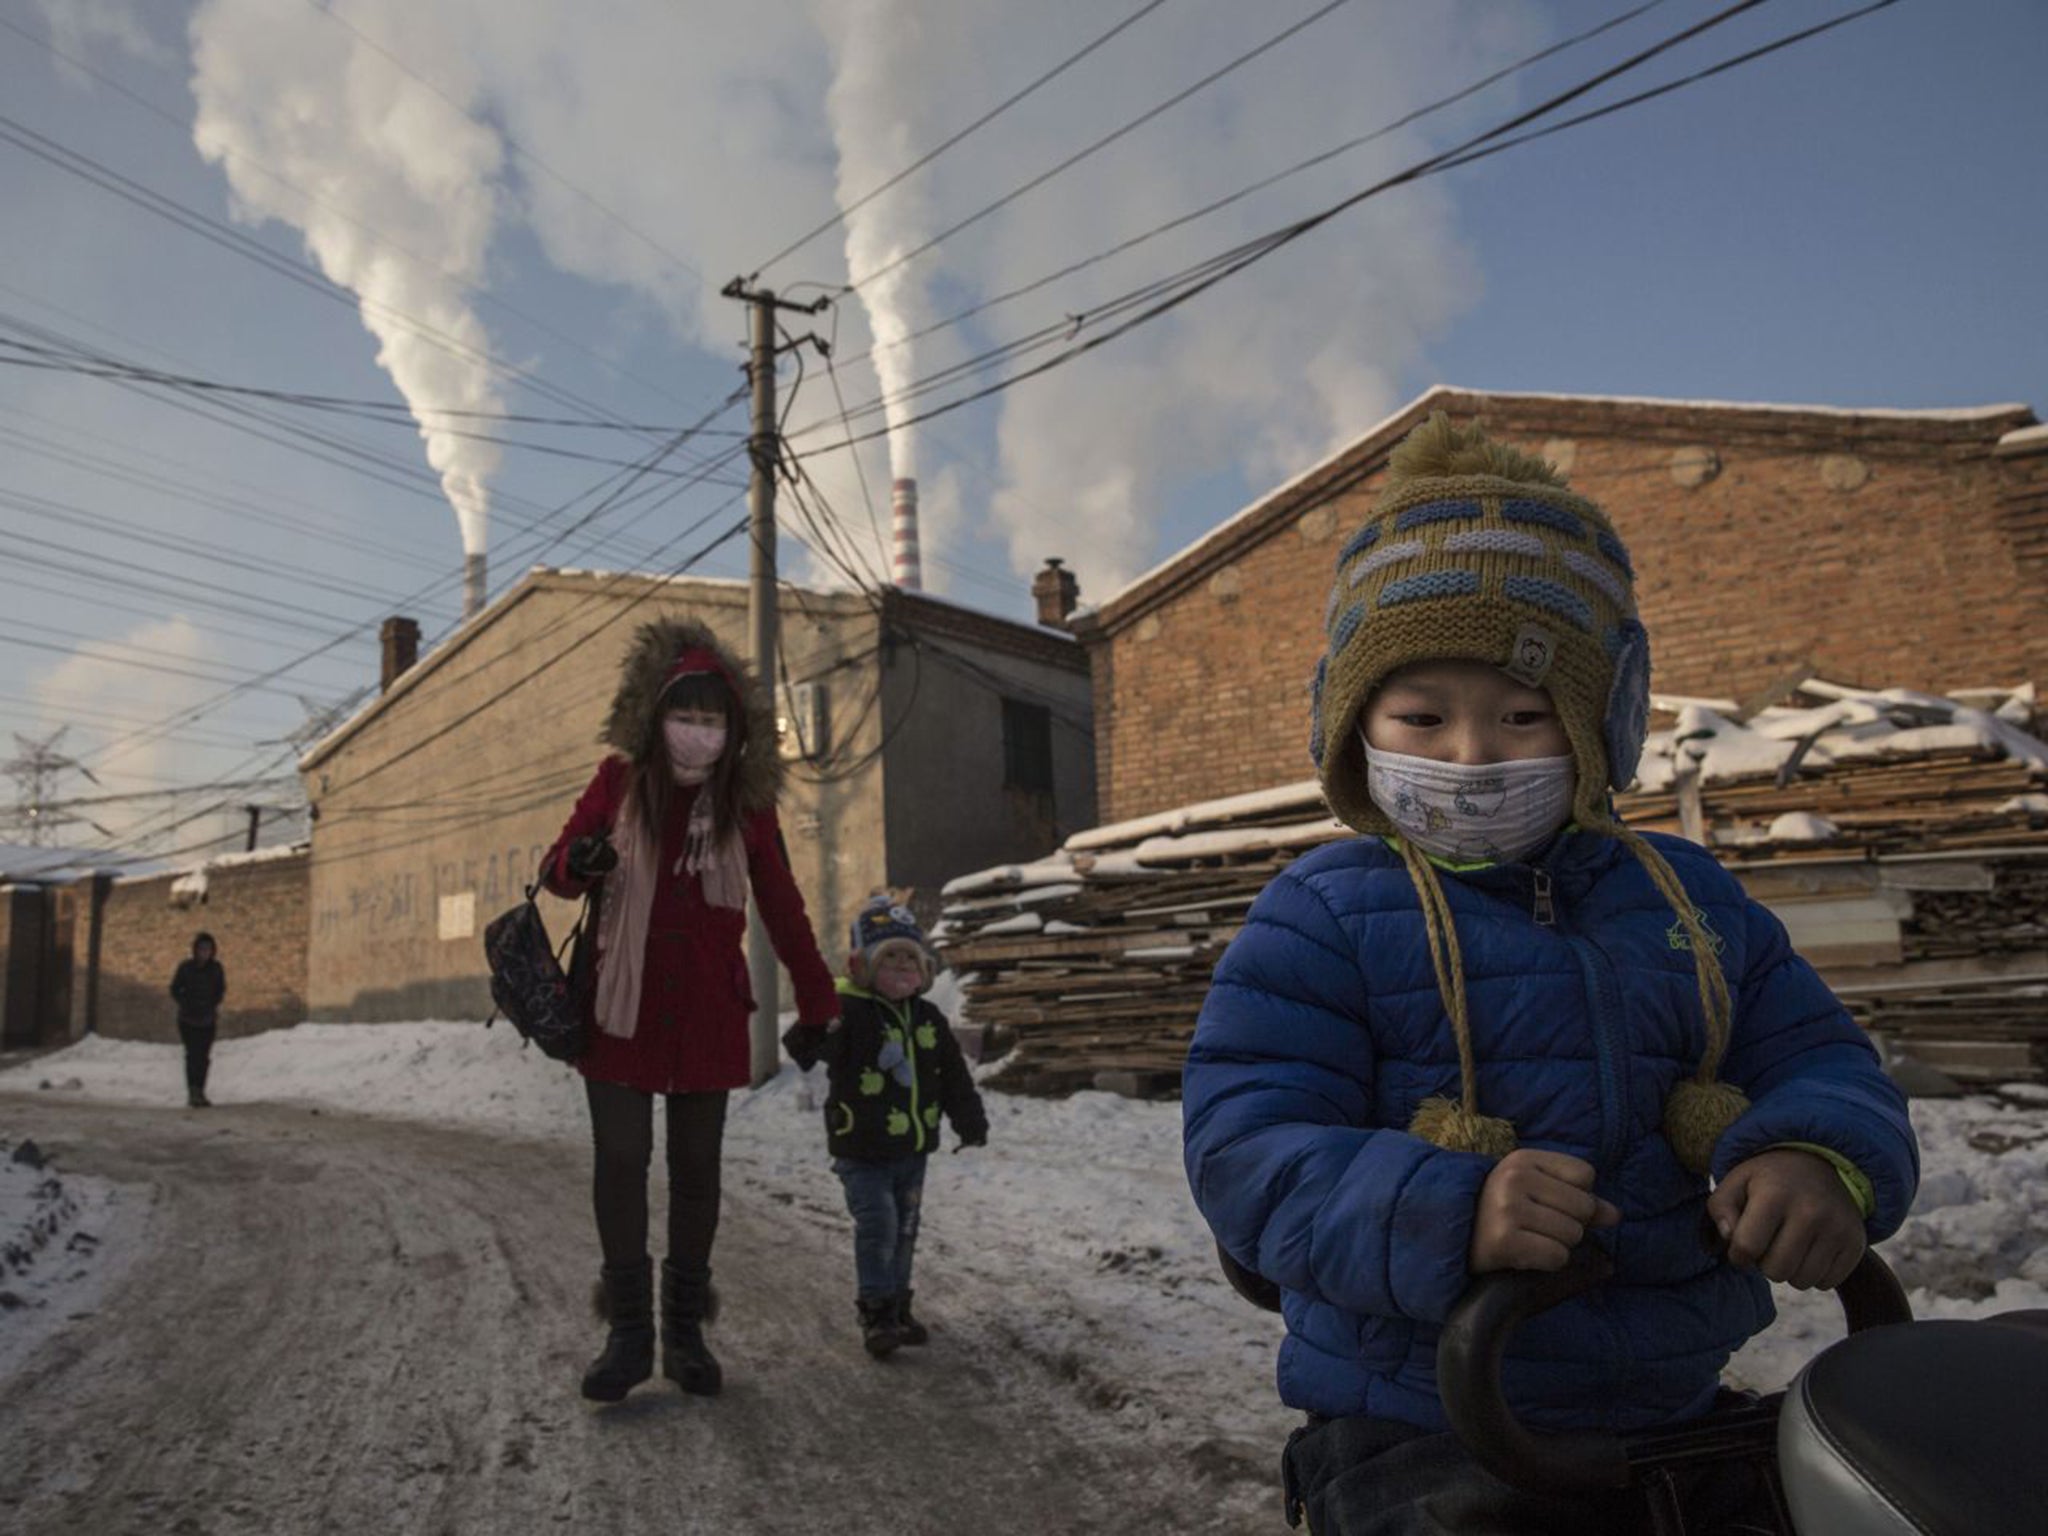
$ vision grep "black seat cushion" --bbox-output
[1780,1317,2048,1536]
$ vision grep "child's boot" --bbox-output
[857,1297,902,1359]
[893,1291,930,1346]
[580,1258,654,1402]
[660,1259,723,1396]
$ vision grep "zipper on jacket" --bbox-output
[1546,875,1627,1174]
[892,996,927,1154]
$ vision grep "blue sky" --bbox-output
[0,0,2041,855]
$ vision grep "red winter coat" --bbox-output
[543,754,838,1094]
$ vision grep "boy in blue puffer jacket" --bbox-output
[1182,415,1918,1535]
[785,898,988,1359]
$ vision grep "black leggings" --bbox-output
[178,1023,214,1095]
[584,1079,729,1272]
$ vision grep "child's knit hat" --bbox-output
[1308,413,1744,1173]
[848,896,934,992]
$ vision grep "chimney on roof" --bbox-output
[891,478,922,591]
[463,552,487,621]
[1032,558,1079,628]
[380,616,420,693]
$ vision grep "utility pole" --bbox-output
[722,278,830,1085]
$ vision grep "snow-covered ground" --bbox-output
[0,1129,135,1381]
[4,1018,2046,1436]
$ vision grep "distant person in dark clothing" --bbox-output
[169,931,225,1108]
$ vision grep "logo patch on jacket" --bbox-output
[1667,908,1726,954]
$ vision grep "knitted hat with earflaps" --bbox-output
[1307,412,1745,1174]
[848,896,935,993]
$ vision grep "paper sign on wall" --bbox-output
[438,891,476,941]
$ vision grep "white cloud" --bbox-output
[31,0,170,68]
[28,617,238,845]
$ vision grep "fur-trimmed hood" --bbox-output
[601,617,783,811]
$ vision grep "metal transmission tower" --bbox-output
[3,728,100,847]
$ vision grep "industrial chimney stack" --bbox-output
[891,478,922,591]
[463,552,487,621]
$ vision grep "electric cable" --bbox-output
[749,0,1179,277]
[843,0,1352,294]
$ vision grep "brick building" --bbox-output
[1077,387,2048,823]
[0,846,306,1048]
[73,849,310,1042]
[298,569,1092,1022]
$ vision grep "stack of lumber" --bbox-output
[936,785,1343,1094]
[941,682,2048,1095]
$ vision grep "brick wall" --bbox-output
[1087,395,2047,823]
[299,574,886,1022]
[76,852,309,1042]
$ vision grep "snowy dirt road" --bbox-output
[0,1095,1271,1536]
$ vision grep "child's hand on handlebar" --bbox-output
[1707,1148,1866,1290]
[1468,1149,1622,1274]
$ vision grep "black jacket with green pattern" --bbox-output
[783,979,988,1162]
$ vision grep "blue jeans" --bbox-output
[832,1154,926,1301]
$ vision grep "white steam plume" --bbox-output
[188,0,506,562]
[816,0,962,488]
[167,0,1535,606]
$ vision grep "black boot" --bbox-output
[857,1297,902,1359]
[661,1260,723,1396]
[894,1291,929,1347]
[580,1259,654,1403]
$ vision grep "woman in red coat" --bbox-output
[543,617,838,1404]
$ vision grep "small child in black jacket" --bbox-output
[784,897,988,1358]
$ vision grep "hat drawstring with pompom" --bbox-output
[1398,828,1749,1175]
[1397,840,1519,1160]
[1609,823,1749,1174]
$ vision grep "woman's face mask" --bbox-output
[1362,739,1575,865]
[664,711,727,784]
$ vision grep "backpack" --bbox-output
[482,881,598,1062]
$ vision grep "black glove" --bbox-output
[953,1128,988,1153]
[565,833,617,880]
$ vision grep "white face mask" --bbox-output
[664,719,727,784]
[1362,739,1575,865]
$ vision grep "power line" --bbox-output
[0,111,659,433]
[844,0,1352,293]
[823,0,1677,384]
[793,0,1877,456]
[749,0,1179,277]
[0,340,754,479]
[0,9,719,423]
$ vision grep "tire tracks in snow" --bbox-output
[0,1096,1270,1533]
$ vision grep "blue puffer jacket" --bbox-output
[1183,828,1918,1433]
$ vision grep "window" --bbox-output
[1001,697,1054,797]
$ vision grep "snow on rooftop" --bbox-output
[1998,423,2048,451]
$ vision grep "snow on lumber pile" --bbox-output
[943,682,2048,1096]
[937,783,1343,1095]
[1619,681,2048,1080]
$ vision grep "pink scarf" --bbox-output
[592,781,750,1040]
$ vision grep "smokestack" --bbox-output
[380,616,420,692]
[1032,558,1079,628]
[463,552,487,620]
[891,478,922,591]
